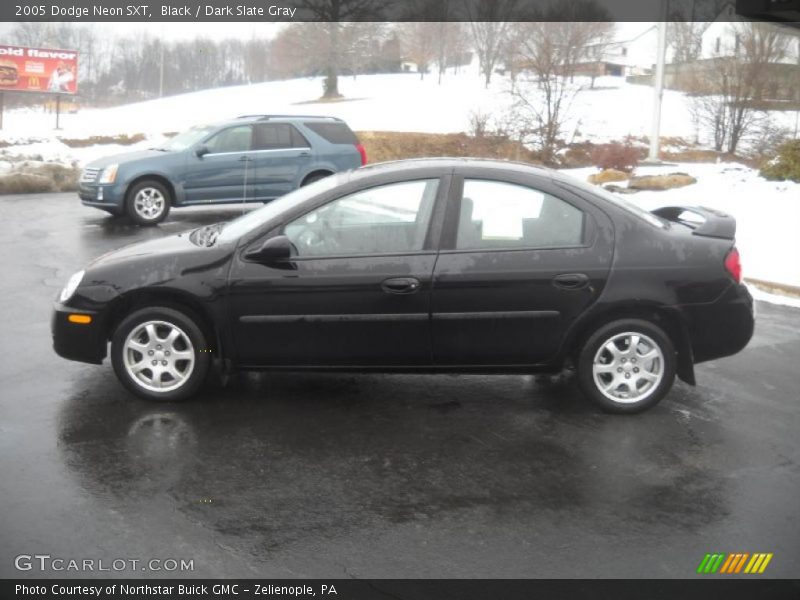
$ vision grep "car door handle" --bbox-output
[239,155,253,162]
[381,277,421,295]
[553,273,589,290]
[298,150,310,157]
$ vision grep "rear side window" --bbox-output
[303,121,358,145]
[253,123,309,150]
[456,179,585,250]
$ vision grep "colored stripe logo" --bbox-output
[697,553,773,574]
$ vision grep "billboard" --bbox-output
[0,44,78,94]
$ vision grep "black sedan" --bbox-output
[52,159,754,413]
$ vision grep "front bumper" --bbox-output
[78,182,126,214]
[51,304,107,364]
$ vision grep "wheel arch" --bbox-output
[125,174,176,204]
[564,303,695,385]
[103,289,223,361]
[301,169,335,186]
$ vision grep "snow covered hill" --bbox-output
[0,69,746,165]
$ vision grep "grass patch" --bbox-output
[0,162,80,194]
[58,133,147,148]
[357,131,540,164]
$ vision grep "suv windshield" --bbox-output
[216,173,345,243]
[157,125,216,152]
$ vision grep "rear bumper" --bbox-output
[683,283,755,364]
[51,304,107,364]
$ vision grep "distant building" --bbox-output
[576,25,660,78]
[632,3,800,103]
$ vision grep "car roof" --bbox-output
[353,157,554,179]
[217,114,345,127]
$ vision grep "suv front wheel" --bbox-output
[577,318,676,413]
[126,179,172,225]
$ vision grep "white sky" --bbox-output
[0,21,657,45]
[0,22,285,42]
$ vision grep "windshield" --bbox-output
[216,173,347,242]
[562,179,665,229]
[157,124,216,152]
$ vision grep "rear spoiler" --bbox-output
[650,206,736,240]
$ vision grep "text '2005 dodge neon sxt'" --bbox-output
[52,158,754,413]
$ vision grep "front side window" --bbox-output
[284,179,439,257]
[455,179,585,250]
[205,125,252,154]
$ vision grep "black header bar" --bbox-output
[3,0,800,23]
[4,579,800,600]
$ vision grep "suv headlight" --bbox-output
[98,164,118,184]
[59,270,85,303]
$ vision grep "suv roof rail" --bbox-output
[235,114,343,121]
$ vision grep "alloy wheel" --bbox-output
[592,331,665,403]
[122,320,195,393]
[133,187,165,220]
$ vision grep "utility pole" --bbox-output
[646,1,669,164]
[158,37,165,98]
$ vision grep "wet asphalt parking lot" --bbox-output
[0,193,799,579]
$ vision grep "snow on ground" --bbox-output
[562,162,800,289]
[0,70,721,165]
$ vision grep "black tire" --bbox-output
[301,171,332,187]
[125,179,171,226]
[111,306,210,402]
[577,318,676,414]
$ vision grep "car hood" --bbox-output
[89,231,199,266]
[86,149,174,169]
[83,229,234,292]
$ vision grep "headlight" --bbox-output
[59,270,85,303]
[98,164,118,184]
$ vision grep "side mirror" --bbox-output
[195,145,209,158]
[245,235,294,263]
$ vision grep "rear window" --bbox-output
[303,121,358,145]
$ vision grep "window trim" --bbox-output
[440,175,594,253]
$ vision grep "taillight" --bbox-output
[724,247,742,283]
[355,143,367,166]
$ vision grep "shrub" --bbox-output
[0,173,57,194]
[591,142,640,173]
[760,139,800,183]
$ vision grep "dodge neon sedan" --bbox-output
[53,159,754,413]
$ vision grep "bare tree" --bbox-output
[398,22,439,80]
[667,22,706,63]
[692,21,791,154]
[340,22,387,80]
[295,0,385,98]
[464,0,520,88]
[507,21,615,163]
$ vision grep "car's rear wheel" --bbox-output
[111,306,210,402]
[577,318,676,413]
[125,180,171,226]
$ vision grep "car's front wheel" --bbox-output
[111,306,210,401]
[577,318,676,413]
[125,180,171,225]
